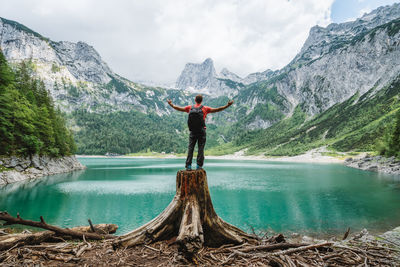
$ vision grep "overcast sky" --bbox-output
[1,0,398,84]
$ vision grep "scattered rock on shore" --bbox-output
[344,155,400,175]
[0,155,86,186]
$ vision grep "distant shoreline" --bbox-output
[76,151,346,164]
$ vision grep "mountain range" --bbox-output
[0,3,399,155]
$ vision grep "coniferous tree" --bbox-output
[0,50,14,93]
[0,50,15,154]
[388,110,400,157]
[8,88,39,155]
[34,105,55,154]
[0,49,76,157]
[0,89,15,154]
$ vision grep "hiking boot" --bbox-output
[186,165,192,171]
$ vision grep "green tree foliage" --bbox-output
[0,51,14,93]
[72,110,188,155]
[380,109,400,158]
[389,110,400,157]
[0,50,76,157]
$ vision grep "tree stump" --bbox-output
[113,169,255,254]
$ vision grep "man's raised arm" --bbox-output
[209,100,234,113]
[167,99,187,112]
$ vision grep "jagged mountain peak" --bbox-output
[184,57,214,69]
[203,57,214,65]
[300,2,400,55]
[176,57,249,96]
[176,58,219,94]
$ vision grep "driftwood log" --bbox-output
[114,169,256,254]
[0,212,117,241]
[0,223,118,251]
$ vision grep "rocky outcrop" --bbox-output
[175,58,243,97]
[344,155,400,175]
[0,155,86,186]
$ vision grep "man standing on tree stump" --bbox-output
[168,95,233,170]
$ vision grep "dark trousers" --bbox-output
[185,129,206,168]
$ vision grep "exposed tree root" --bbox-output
[113,170,256,255]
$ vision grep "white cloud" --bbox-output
[0,0,334,83]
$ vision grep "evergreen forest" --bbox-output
[0,50,76,157]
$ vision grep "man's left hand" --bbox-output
[228,100,234,106]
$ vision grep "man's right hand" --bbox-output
[167,99,172,106]
[227,100,234,106]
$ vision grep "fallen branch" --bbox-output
[0,212,116,241]
[238,242,309,253]
[271,242,333,256]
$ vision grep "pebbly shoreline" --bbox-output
[344,155,400,175]
[0,155,86,186]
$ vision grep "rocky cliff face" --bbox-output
[50,41,112,84]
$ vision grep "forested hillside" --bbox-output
[71,110,187,154]
[0,50,75,156]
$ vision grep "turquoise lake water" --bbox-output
[1,158,400,236]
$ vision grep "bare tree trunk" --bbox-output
[113,170,256,254]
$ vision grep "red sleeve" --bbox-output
[203,106,212,116]
[184,105,191,113]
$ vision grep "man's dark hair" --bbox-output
[195,95,203,104]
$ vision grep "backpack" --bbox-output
[188,105,205,133]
